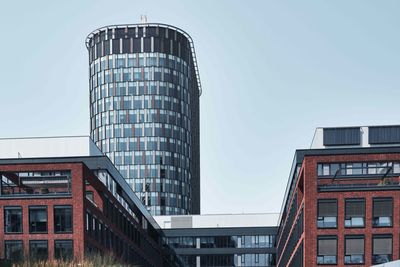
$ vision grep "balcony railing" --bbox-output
[1,172,72,197]
[318,177,400,192]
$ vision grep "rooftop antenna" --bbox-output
[140,15,148,23]
[18,152,22,158]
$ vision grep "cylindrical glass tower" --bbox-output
[86,23,201,215]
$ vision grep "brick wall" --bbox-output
[302,153,400,267]
[0,163,85,260]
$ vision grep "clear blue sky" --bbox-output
[0,1,399,214]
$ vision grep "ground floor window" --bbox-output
[55,240,73,260]
[29,240,48,260]
[5,240,23,261]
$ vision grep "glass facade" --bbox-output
[165,233,276,266]
[87,24,201,215]
[167,235,275,249]
[179,253,275,267]
[317,161,400,177]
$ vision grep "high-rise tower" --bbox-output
[86,23,201,215]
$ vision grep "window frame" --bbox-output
[29,206,48,234]
[4,240,24,261]
[344,235,365,265]
[29,240,48,261]
[372,197,393,228]
[344,198,365,228]
[317,235,338,265]
[54,205,73,234]
[54,239,73,260]
[372,234,392,264]
[4,206,23,234]
[317,199,338,229]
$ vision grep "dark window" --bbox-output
[137,27,143,37]
[344,236,364,264]
[29,240,48,260]
[112,39,120,54]
[104,40,110,55]
[164,39,171,53]
[99,31,106,41]
[115,28,125,38]
[55,240,73,260]
[96,43,102,58]
[317,199,337,228]
[147,27,157,36]
[200,254,235,266]
[317,236,337,264]
[4,240,23,261]
[158,28,165,38]
[345,199,365,228]
[144,37,151,52]
[54,205,72,233]
[122,38,130,53]
[154,37,161,52]
[127,27,135,37]
[373,198,392,227]
[173,40,179,56]
[372,235,392,264]
[4,206,22,233]
[29,206,47,233]
[133,39,141,53]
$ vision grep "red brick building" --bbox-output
[277,126,400,267]
[0,136,181,266]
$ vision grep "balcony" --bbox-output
[318,176,400,192]
[0,171,72,198]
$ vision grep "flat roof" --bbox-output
[279,125,400,226]
[154,213,280,229]
[0,136,161,231]
[0,136,103,159]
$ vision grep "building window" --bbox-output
[318,163,340,176]
[4,206,22,233]
[317,199,337,228]
[29,206,47,233]
[29,240,48,261]
[55,240,73,260]
[317,236,337,265]
[372,235,392,264]
[4,240,23,261]
[344,235,364,264]
[86,191,94,202]
[54,206,72,233]
[317,162,400,177]
[345,199,365,228]
[373,198,392,227]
